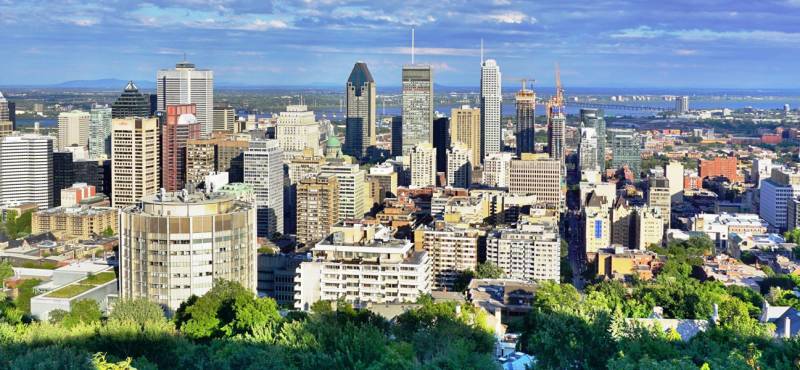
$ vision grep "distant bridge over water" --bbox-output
[567,101,670,112]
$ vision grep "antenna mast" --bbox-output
[480,39,484,64]
[411,28,415,64]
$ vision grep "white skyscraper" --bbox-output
[578,127,599,173]
[157,60,214,135]
[480,58,502,160]
[446,143,472,188]
[89,107,112,159]
[483,152,513,188]
[0,134,53,209]
[276,105,320,157]
[409,142,437,188]
[244,139,284,237]
[57,110,90,150]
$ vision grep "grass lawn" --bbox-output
[45,271,117,298]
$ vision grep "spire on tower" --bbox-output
[480,38,484,64]
[411,28,415,64]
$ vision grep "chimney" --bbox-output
[784,316,791,338]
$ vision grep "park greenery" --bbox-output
[2,210,32,240]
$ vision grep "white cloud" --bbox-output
[485,11,536,24]
[67,18,99,27]
[674,49,698,56]
[238,19,289,31]
[613,26,800,43]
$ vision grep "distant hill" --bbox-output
[53,79,156,90]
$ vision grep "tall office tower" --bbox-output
[409,142,437,188]
[676,96,689,113]
[665,161,684,203]
[244,139,284,237]
[213,104,236,132]
[119,191,257,312]
[344,62,376,159]
[580,109,606,171]
[647,176,671,228]
[391,116,403,157]
[157,60,214,135]
[609,129,642,178]
[417,221,480,290]
[515,83,536,156]
[635,206,664,250]
[483,152,513,188]
[759,167,800,231]
[0,135,53,209]
[547,67,566,164]
[111,81,151,119]
[432,117,450,173]
[583,192,611,253]
[185,137,218,185]
[57,110,90,150]
[450,106,482,166]
[276,105,320,157]
[216,134,250,183]
[486,220,560,282]
[320,163,368,221]
[296,174,339,246]
[52,151,75,207]
[111,118,160,208]
[446,143,472,188]
[162,104,200,191]
[611,198,634,248]
[73,159,111,198]
[578,127,599,173]
[89,107,112,159]
[509,153,563,209]
[0,92,11,138]
[401,65,433,156]
[480,59,502,160]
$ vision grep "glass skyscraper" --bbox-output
[400,64,433,156]
[344,62,376,159]
[89,107,112,159]
[580,109,606,172]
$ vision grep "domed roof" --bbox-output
[326,136,341,147]
[178,113,198,125]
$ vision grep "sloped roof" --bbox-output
[347,62,374,94]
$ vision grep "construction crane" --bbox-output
[547,63,565,116]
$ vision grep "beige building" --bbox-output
[32,206,116,240]
[286,148,327,185]
[367,162,398,198]
[186,137,218,185]
[636,206,664,250]
[119,191,257,312]
[665,161,684,203]
[483,152,513,188]
[320,163,368,221]
[0,120,11,138]
[486,220,560,282]
[415,221,481,290]
[296,174,339,247]
[611,198,634,248]
[58,110,90,150]
[276,105,320,157]
[450,106,482,165]
[509,153,563,209]
[111,118,160,208]
[648,176,671,228]
[409,142,437,188]
[446,143,472,188]
[584,192,611,253]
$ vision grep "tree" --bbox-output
[101,226,115,237]
[109,298,166,328]
[476,262,504,279]
[62,299,102,328]
[0,261,13,284]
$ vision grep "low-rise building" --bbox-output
[690,212,769,250]
[596,246,663,281]
[699,254,766,291]
[32,206,116,240]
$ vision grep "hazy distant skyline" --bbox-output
[1,1,799,89]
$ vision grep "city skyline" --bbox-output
[1,1,799,89]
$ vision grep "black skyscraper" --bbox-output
[433,117,450,173]
[53,152,75,207]
[73,159,112,198]
[391,116,403,157]
[111,81,151,118]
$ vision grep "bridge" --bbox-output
[566,101,670,112]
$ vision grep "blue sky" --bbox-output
[1,0,799,88]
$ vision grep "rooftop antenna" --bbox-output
[480,38,484,64]
[183,52,187,62]
[411,28,415,64]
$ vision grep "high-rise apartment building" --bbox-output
[185,137,218,185]
[162,104,200,192]
[119,191,257,312]
[547,107,566,162]
[647,176,671,228]
[584,192,611,253]
[344,62,376,159]
[483,152,513,188]
[320,162,368,221]
[611,198,634,248]
[244,139,284,237]
[665,161,684,203]
[111,81,151,119]
[515,84,536,156]
[276,105,320,157]
[676,96,689,113]
[609,129,642,178]
[58,110,90,150]
[450,106,482,166]
[509,153,563,208]
[759,167,800,231]
[580,109,606,172]
[416,221,480,290]
[636,206,664,250]
[213,104,237,132]
[0,134,53,209]
[409,142,437,188]
[446,143,472,188]
[486,220,560,282]
[480,59,502,160]
[401,65,433,156]
[157,61,214,135]
[296,174,339,247]
[578,127,599,173]
[111,118,160,208]
[89,107,112,159]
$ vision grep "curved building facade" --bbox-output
[119,191,257,311]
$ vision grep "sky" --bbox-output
[1,0,799,89]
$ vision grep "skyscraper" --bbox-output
[509,153,563,209]
[547,67,566,164]
[213,104,237,132]
[296,174,339,247]
[580,109,606,172]
[0,134,53,209]
[111,81,151,119]
[401,65,433,156]
[446,143,472,188]
[111,118,160,208]
[609,129,642,178]
[157,60,214,135]
[432,117,450,173]
[648,176,671,228]
[665,161,684,203]
[0,92,12,138]
[345,62,376,159]
[480,59,502,160]
[320,163,368,221]
[244,139,284,237]
[578,127,599,173]
[57,110,90,150]
[162,104,201,191]
[450,106,482,166]
[276,105,320,157]
[676,96,689,113]
[409,142,437,188]
[52,151,74,207]
[391,116,403,157]
[515,83,536,156]
[89,107,112,159]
